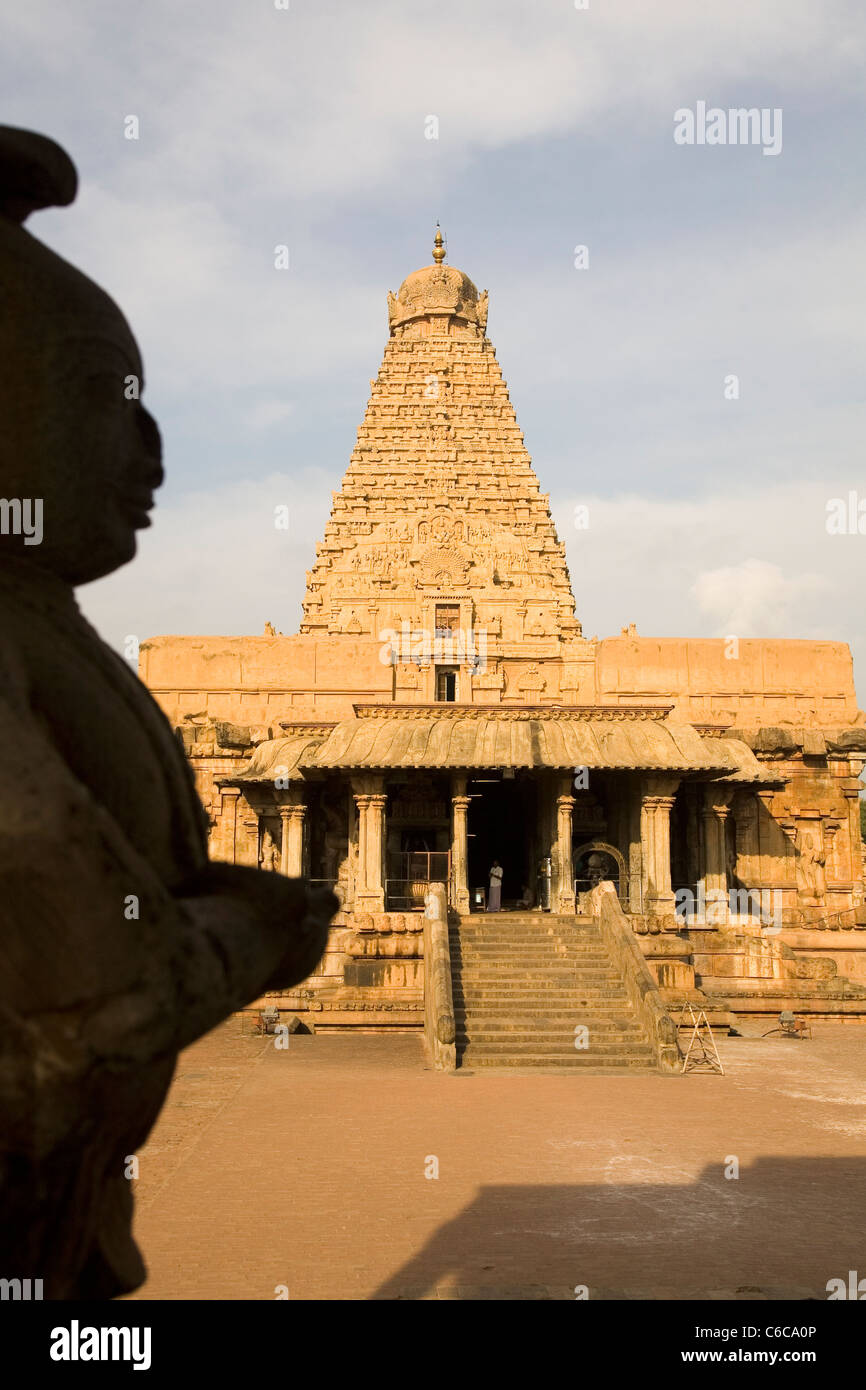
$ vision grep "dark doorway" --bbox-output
[467,777,533,908]
[436,667,458,702]
[670,788,692,899]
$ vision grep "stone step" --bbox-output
[457,984,623,993]
[455,952,597,960]
[454,974,623,984]
[456,1007,634,1018]
[456,963,611,971]
[454,921,596,929]
[458,1027,652,1043]
[453,958,609,968]
[464,914,596,920]
[454,1000,633,1012]
[453,945,602,955]
[451,909,660,1070]
[453,951,600,960]
[455,1007,634,1018]
[455,952,599,960]
[454,961,609,970]
[458,1039,655,1056]
[453,1005,643,1019]
[453,946,607,955]
[456,960,616,970]
[453,1011,644,1023]
[453,961,608,973]
[452,945,608,956]
[454,1014,646,1030]
[453,984,630,997]
[453,940,601,949]
[453,942,604,951]
[459,1052,659,1069]
[453,923,597,932]
[453,921,597,930]
[453,924,598,934]
[452,936,604,945]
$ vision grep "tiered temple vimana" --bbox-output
[142,231,866,1067]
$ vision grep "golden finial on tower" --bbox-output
[432,224,446,265]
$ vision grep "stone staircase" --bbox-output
[449,912,660,1071]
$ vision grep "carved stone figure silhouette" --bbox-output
[0,127,336,1298]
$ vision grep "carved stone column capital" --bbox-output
[703,784,733,816]
[643,774,680,800]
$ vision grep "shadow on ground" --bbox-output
[371,1158,866,1300]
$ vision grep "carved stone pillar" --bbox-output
[757,788,790,883]
[701,786,733,924]
[219,786,241,865]
[451,775,471,915]
[555,777,576,913]
[824,817,842,885]
[353,778,386,912]
[843,779,864,906]
[641,776,679,920]
[732,789,761,887]
[354,794,368,900]
[279,803,306,877]
[367,793,387,909]
[626,777,643,913]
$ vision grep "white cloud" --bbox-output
[244,399,296,432]
[691,558,830,635]
[78,469,332,646]
[555,481,865,695]
[10,1,859,201]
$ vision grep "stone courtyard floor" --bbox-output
[126,1021,866,1301]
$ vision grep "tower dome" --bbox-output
[387,227,488,335]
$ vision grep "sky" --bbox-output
[4,0,866,698]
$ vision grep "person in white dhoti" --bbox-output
[487,860,503,911]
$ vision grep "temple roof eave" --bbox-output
[217,715,796,785]
[217,733,325,787]
[707,736,787,787]
[298,713,731,775]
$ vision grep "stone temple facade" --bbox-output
[142,231,866,1050]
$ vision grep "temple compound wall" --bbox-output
[140,628,866,1026]
[140,233,866,1029]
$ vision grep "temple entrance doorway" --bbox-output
[467,775,534,910]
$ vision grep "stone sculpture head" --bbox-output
[586,851,610,887]
[0,125,163,585]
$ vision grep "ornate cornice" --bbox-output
[351,702,675,722]
[277,721,338,735]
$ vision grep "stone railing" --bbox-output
[422,882,457,1071]
[588,882,680,1072]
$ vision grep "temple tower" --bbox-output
[300,229,581,700]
